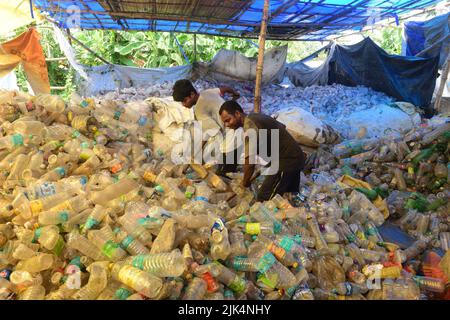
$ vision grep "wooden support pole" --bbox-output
[194,33,197,62]
[254,0,270,113]
[435,56,450,113]
[46,57,68,62]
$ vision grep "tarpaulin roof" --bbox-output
[33,0,446,41]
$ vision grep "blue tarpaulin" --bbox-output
[403,12,449,67]
[328,37,440,108]
[33,0,446,41]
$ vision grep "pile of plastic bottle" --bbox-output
[0,89,449,300]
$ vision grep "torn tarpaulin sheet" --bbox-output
[328,38,440,108]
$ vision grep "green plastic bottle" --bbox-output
[426,198,447,211]
[404,193,429,213]
[354,187,378,201]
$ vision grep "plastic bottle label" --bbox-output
[53,237,65,256]
[131,255,146,270]
[118,265,142,288]
[115,287,132,300]
[58,211,69,222]
[245,223,261,235]
[293,234,302,244]
[142,171,156,182]
[110,163,123,174]
[273,221,282,234]
[121,236,134,250]
[228,276,246,294]
[256,252,276,273]
[30,200,43,214]
[37,182,56,198]
[80,142,90,149]
[258,273,277,289]
[267,243,286,260]
[101,240,120,259]
[194,196,209,203]
[11,134,24,146]
[279,236,295,252]
[232,256,247,271]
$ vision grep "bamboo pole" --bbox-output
[194,33,197,62]
[435,56,450,113]
[254,0,270,113]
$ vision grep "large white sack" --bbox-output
[341,103,422,139]
[272,107,342,147]
[147,97,194,132]
[209,46,287,83]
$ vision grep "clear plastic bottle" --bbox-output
[45,283,77,300]
[229,229,247,257]
[18,284,46,300]
[89,178,139,206]
[15,253,55,273]
[364,221,384,244]
[80,205,109,234]
[412,275,446,293]
[22,150,45,179]
[4,153,29,188]
[333,282,368,296]
[117,215,153,246]
[182,277,207,300]
[149,217,177,254]
[440,232,449,251]
[202,262,248,295]
[66,231,105,261]
[228,256,259,272]
[126,249,185,277]
[34,225,65,256]
[396,237,431,263]
[306,213,328,252]
[38,164,74,183]
[72,155,101,176]
[87,229,127,262]
[110,262,163,299]
[210,218,231,261]
[253,250,297,289]
[10,271,43,290]
[0,133,30,150]
[114,227,149,255]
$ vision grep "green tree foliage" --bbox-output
[2,21,404,97]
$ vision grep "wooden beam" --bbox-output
[46,57,68,62]
[194,33,197,62]
[254,0,270,113]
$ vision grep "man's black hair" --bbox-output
[219,100,244,115]
[172,79,197,102]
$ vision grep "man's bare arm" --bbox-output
[242,159,255,188]
[219,86,240,100]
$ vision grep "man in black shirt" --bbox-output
[219,100,306,201]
